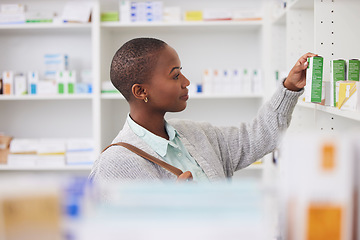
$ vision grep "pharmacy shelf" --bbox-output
[0,22,92,30]
[101,20,263,30]
[0,95,93,101]
[101,93,263,100]
[0,165,92,171]
[297,101,360,121]
[272,0,313,25]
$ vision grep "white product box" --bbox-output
[203,9,232,21]
[251,69,262,94]
[44,54,68,80]
[66,138,94,165]
[222,69,232,94]
[0,4,25,13]
[233,9,262,21]
[27,71,39,95]
[14,73,27,95]
[145,1,162,22]
[119,0,131,22]
[202,69,213,95]
[7,154,37,166]
[8,138,38,166]
[62,1,92,23]
[37,139,66,155]
[231,69,242,94]
[37,139,66,166]
[37,80,57,95]
[242,68,251,95]
[163,7,181,22]
[2,71,13,95]
[212,69,221,94]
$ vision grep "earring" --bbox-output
[144,97,148,103]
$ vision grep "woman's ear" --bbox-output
[131,84,148,101]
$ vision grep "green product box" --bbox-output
[330,59,346,107]
[101,12,119,22]
[347,59,360,81]
[305,56,323,103]
[58,83,65,94]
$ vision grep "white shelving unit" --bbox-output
[270,0,360,136]
[0,0,269,176]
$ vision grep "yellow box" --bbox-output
[184,11,203,21]
[336,81,360,110]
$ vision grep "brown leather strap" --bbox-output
[102,142,184,177]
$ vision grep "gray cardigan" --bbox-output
[89,84,302,184]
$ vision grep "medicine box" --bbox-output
[347,59,360,81]
[336,81,360,111]
[27,71,38,95]
[14,73,27,95]
[2,71,13,95]
[330,59,346,107]
[119,0,131,23]
[203,9,232,21]
[44,54,68,80]
[305,56,323,103]
[184,11,203,21]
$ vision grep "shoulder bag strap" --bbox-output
[102,142,184,177]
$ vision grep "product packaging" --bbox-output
[0,135,12,164]
[251,69,262,94]
[119,0,130,22]
[37,139,66,166]
[184,11,203,21]
[330,59,346,107]
[8,139,38,166]
[28,71,38,95]
[336,81,360,111]
[66,138,95,165]
[163,6,181,22]
[2,71,14,95]
[242,68,251,95]
[14,72,27,95]
[347,59,360,81]
[203,9,232,21]
[305,56,323,103]
[202,69,213,95]
[44,54,68,81]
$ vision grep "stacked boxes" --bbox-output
[7,138,94,167]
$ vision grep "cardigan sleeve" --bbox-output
[216,83,303,173]
[173,83,303,177]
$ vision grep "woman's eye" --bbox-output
[173,74,180,80]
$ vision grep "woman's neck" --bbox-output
[129,110,169,140]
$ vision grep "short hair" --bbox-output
[110,38,167,101]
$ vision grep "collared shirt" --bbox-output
[127,114,209,182]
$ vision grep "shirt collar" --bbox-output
[126,114,179,157]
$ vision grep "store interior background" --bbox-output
[1,0,360,239]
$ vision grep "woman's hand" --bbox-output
[284,52,318,91]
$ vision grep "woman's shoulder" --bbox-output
[168,118,217,136]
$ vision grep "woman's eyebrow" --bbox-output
[169,66,182,75]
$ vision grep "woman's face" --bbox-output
[144,45,190,113]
